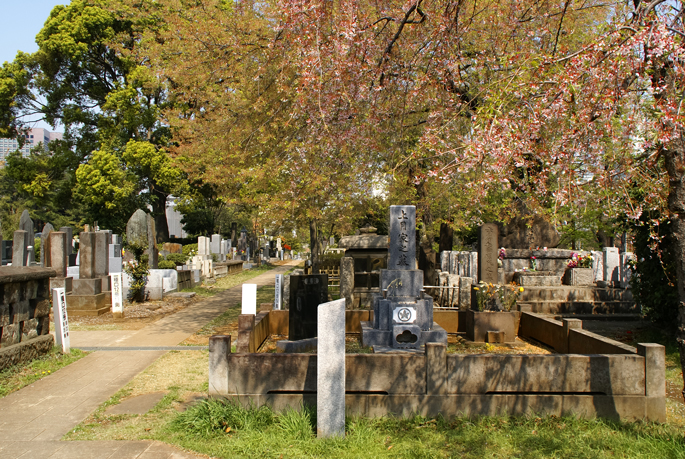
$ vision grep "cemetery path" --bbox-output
[0,261,300,459]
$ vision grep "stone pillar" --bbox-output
[562,318,582,354]
[478,224,499,284]
[12,230,28,267]
[638,343,666,422]
[94,231,109,278]
[317,298,345,438]
[208,335,232,396]
[40,223,55,267]
[79,232,96,279]
[49,232,68,278]
[339,256,355,309]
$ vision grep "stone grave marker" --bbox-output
[40,223,55,267]
[478,224,498,284]
[111,273,124,318]
[289,274,328,341]
[388,205,416,269]
[12,230,28,266]
[603,247,620,286]
[26,246,35,265]
[79,232,96,279]
[274,274,283,310]
[94,231,109,278]
[52,288,70,353]
[49,231,68,278]
[59,227,73,255]
[242,284,257,315]
[317,298,345,438]
[19,210,33,238]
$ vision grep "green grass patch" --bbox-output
[0,347,88,398]
[181,264,278,297]
[157,398,685,458]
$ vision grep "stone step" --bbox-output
[518,286,632,302]
[520,300,637,315]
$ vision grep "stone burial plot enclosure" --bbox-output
[209,309,665,422]
[0,267,56,370]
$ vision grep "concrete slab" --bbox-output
[105,392,167,415]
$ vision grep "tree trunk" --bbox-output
[663,132,685,402]
[150,188,170,243]
[309,218,321,274]
[439,222,454,253]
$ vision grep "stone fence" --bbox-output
[213,308,665,422]
[0,267,56,370]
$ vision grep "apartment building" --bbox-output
[0,128,63,165]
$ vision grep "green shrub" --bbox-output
[166,253,188,265]
[183,243,198,256]
[158,259,177,269]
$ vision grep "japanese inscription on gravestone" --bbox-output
[388,205,416,270]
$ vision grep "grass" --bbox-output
[154,399,685,459]
[0,347,88,398]
[181,263,280,297]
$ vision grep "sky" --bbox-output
[1,1,67,131]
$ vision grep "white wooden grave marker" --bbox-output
[111,272,124,318]
[52,288,70,353]
[274,274,283,310]
[242,284,257,315]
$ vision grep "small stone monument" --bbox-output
[361,205,447,350]
[19,210,33,239]
[40,223,55,267]
[288,274,328,341]
[317,298,345,438]
[478,223,498,284]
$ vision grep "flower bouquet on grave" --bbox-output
[567,252,593,268]
[498,283,524,312]
[474,281,502,311]
[530,255,538,271]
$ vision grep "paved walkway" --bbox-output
[0,261,300,459]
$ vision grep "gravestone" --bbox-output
[59,227,73,256]
[126,210,158,268]
[79,232,96,279]
[126,210,148,246]
[317,298,345,438]
[19,210,33,239]
[49,232,68,278]
[388,205,416,269]
[603,247,620,287]
[591,250,604,282]
[361,205,447,350]
[289,274,328,341]
[40,223,55,267]
[12,230,28,266]
[26,246,35,265]
[211,234,221,255]
[94,231,109,279]
[478,224,498,284]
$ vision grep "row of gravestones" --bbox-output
[475,224,634,289]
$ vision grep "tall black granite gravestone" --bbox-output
[288,274,328,341]
[361,205,447,350]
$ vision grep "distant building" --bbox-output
[0,128,63,166]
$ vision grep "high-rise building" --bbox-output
[0,128,63,166]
